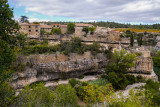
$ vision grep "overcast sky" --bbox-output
[9,0,160,24]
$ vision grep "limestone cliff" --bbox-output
[11,52,107,89]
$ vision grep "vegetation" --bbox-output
[152,56,160,81]
[22,37,102,55]
[105,49,137,74]
[51,28,61,34]
[20,16,29,23]
[89,27,96,35]
[82,27,89,34]
[67,23,75,34]
[117,28,160,33]
[137,33,143,46]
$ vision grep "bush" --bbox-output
[40,40,48,45]
[154,67,160,81]
[0,82,15,107]
[69,78,81,87]
[29,40,38,45]
[55,84,78,107]
[153,57,160,67]
[136,75,145,82]
[51,28,61,34]
[89,78,110,86]
[125,74,137,84]
[89,42,101,55]
[77,84,113,104]
[107,72,129,90]
[145,79,160,105]
[15,83,56,107]
[78,75,84,79]
[67,23,75,34]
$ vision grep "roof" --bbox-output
[19,23,40,26]
[75,23,93,27]
[40,25,52,29]
[60,25,67,27]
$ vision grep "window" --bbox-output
[29,30,31,32]
[53,25,55,27]
[29,26,31,28]
[36,30,38,32]
[57,25,59,27]
[35,26,38,28]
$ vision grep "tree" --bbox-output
[51,28,61,34]
[0,1,18,105]
[16,34,27,48]
[106,49,137,74]
[82,27,89,34]
[130,34,134,47]
[67,23,75,34]
[89,27,96,35]
[20,16,29,23]
[0,0,19,45]
[137,33,143,46]
[55,84,78,106]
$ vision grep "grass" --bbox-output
[88,78,110,86]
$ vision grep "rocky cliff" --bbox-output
[11,52,108,89]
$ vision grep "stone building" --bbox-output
[19,23,40,36]
[52,24,61,28]
[75,23,93,37]
[60,25,68,34]
[40,25,53,33]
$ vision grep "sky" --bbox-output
[8,0,160,24]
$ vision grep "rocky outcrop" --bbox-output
[129,57,153,74]
[11,52,108,89]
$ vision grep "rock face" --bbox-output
[12,52,108,89]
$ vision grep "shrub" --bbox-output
[67,23,75,34]
[89,78,110,86]
[89,42,101,55]
[136,75,145,82]
[69,78,81,87]
[55,84,78,107]
[78,75,84,79]
[153,57,160,67]
[77,84,113,104]
[0,82,15,107]
[15,83,56,107]
[40,40,48,45]
[51,28,61,34]
[125,74,137,84]
[145,79,160,105]
[29,40,38,45]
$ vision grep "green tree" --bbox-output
[16,34,27,48]
[89,27,96,35]
[20,16,29,23]
[55,84,78,107]
[15,83,56,107]
[0,0,19,46]
[0,1,19,106]
[82,27,89,34]
[51,28,61,34]
[137,33,143,46]
[130,34,134,47]
[106,49,137,74]
[67,23,75,34]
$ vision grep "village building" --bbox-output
[60,25,68,34]
[19,23,40,36]
[40,25,53,33]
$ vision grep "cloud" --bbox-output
[12,0,160,23]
